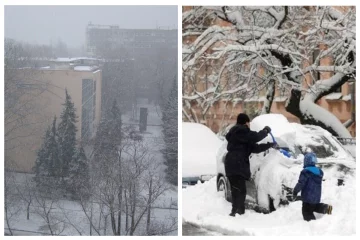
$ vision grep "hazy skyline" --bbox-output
[5,5,178,47]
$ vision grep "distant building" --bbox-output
[5,57,102,172]
[86,23,177,57]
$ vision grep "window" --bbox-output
[82,79,95,140]
[313,49,321,81]
[334,86,342,93]
[295,135,338,158]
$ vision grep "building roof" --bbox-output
[50,57,100,63]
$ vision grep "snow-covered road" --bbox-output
[182,175,356,236]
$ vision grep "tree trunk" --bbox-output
[27,201,31,220]
[261,79,275,114]
[146,178,153,235]
[90,201,93,236]
[125,189,129,232]
[286,89,352,137]
[110,202,117,235]
[117,188,122,235]
[130,183,136,236]
[117,151,122,235]
[104,214,108,235]
[5,204,13,235]
[285,89,302,119]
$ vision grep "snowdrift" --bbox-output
[183,122,223,177]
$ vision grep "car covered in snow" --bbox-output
[183,122,223,188]
[216,114,355,213]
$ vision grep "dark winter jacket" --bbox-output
[293,166,324,204]
[224,124,272,179]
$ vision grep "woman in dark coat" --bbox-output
[225,113,274,216]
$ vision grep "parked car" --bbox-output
[182,175,214,188]
[183,122,223,187]
[216,114,355,213]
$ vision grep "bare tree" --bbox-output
[4,167,22,235]
[14,173,34,220]
[32,190,66,236]
[4,38,51,160]
[183,6,355,137]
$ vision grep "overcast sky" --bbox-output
[5,5,178,47]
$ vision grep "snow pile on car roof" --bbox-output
[183,122,223,177]
[250,114,296,144]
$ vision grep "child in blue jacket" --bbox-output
[293,152,333,221]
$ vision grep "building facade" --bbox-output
[86,23,177,57]
[5,58,102,172]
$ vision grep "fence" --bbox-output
[336,137,356,145]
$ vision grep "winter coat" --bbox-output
[224,124,272,179]
[293,166,324,204]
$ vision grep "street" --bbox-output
[182,222,223,236]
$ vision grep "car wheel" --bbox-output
[217,176,231,202]
[268,195,276,212]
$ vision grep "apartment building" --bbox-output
[5,58,102,172]
[86,23,177,57]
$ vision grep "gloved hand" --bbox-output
[292,192,298,201]
[263,126,271,134]
[272,143,280,149]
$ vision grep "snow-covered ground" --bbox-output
[5,100,177,236]
[183,114,356,235]
[182,174,356,236]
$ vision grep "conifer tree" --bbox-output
[58,89,78,180]
[69,146,90,199]
[34,116,61,191]
[48,116,60,177]
[34,126,51,188]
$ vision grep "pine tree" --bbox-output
[57,89,78,185]
[94,100,122,161]
[34,126,51,188]
[161,77,178,185]
[109,99,122,145]
[48,116,60,177]
[69,146,90,199]
[93,99,123,187]
[34,116,61,192]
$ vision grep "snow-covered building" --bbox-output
[182,6,356,137]
[5,58,102,172]
[86,23,177,57]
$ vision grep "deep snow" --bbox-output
[182,174,356,235]
[186,114,356,235]
[182,122,223,177]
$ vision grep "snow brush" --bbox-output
[269,132,291,158]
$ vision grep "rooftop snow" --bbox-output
[342,94,351,101]
[74,66,96,71]
[51,57,100,63]
[244,96,266,102]
[273,96,288,102]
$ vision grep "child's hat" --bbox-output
[304,152,317,167]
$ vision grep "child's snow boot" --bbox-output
[326,205,333,215]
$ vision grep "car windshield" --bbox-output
[294,135,339,158]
